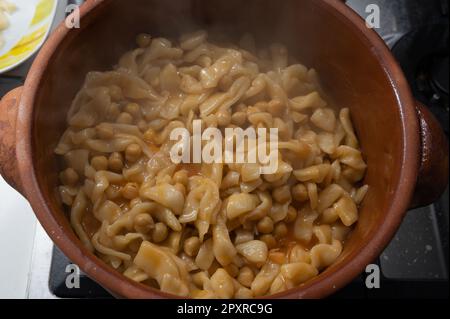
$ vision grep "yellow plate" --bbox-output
[0,0,57,74]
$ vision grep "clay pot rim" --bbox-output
[15,0,419,299]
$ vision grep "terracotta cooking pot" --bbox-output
[0,0,448,298]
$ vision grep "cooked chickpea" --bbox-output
[256,216,274,234]
[173,170,188,185]
[124,103,140,118]
[96,124,114,139]
[272,185,291,203]
[116,112,133,124]
[136,33,151,48]
[183,236,201,257]
[109,85,122,101]
[137,120,148,132]
[91,156,108,171]
[122,182,139,199]
[143,128,156,143]
[267,99,284,116]
[231,111,246,126]
[285,205,297,223]
[259,234,276,249]
[134,213,154,233]
[268,251,286,264]
[237,266,254,288]
[105,185,122,200]
[292,183,308,202]
[273,222,288,239]
[234,102,246,112]
[59,168,78,186]
[108,152,124,172]
[152,223,168,243]
[125,143,142,163]
[217,109,231,126]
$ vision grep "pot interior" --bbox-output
[31,0,408,297]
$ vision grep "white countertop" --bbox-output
[0,176,37,298]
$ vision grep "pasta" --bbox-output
[55,31,368,298]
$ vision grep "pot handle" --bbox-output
[411,101,449,208]
[0,86,24,195]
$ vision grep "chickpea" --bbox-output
[116,112,133,124]
[234,103,246,112]
[231,111,246,126]
[284,205,297,223]
[152,223,168,243]
[143,128,156,143]
[292,183,308,202]
[183,236,201,257]
[217,109,231,126]
[134,213,154,233]
[105,185,122,200]
[59,168,78,186]
[273,222,288,239]
[125,143,142,163]
[259,234,276,250]
[122,182,139,199]
[256,216,274,234]
[173,170,188,185]
[267,99,284,116]
[268,251,286,264]
[108,152,124,172]
[237,266,254,288]
[109,85,122,101]
[137,120,148,132]
[272,185,291,203]
[91,156,108,171]
[124,103,140,118]
[136,33,152,48]
[96,124,114,140]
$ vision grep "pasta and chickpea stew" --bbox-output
[55,31,368,298]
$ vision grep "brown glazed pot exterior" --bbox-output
[0,0,448,298]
